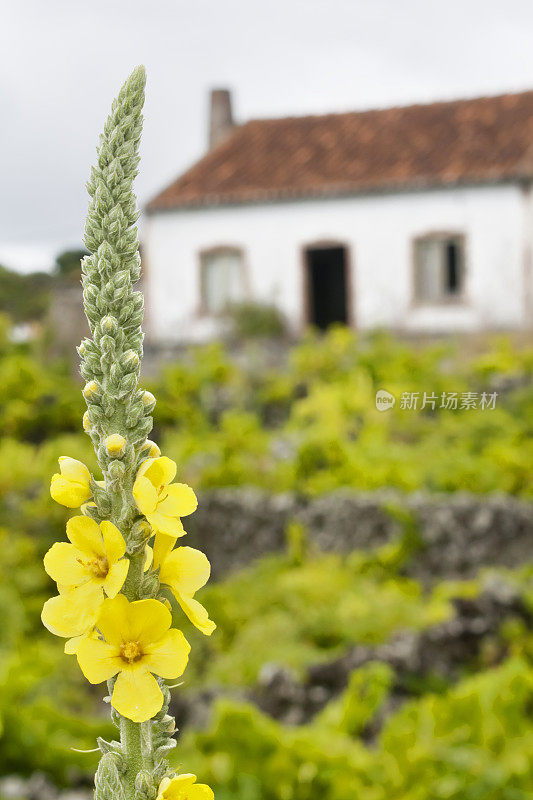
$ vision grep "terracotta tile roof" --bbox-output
[146,90,533,211]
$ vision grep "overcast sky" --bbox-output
[3,0,533,271]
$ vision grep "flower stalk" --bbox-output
[41,67,215,800]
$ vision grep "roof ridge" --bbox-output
[244,87,533,126]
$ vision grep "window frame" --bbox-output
[411,232,467,307]
[198,245,248,316]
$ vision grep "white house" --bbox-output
[143,89,533,343]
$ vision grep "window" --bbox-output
[413,235,465,303]
[201,247,245,313]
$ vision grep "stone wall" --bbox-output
[188,489,533,582]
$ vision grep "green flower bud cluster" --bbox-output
[78,65,153,530]
[75,66,177,800]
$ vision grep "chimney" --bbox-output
[208,88,234,149]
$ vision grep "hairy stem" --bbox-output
[120,716,144,796]
[122,550,145,601]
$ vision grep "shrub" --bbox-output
[226,301,287,339]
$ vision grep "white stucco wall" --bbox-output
[142,183,529,343]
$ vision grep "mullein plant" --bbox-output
[41,66,215,800]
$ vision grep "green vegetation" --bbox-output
[186,547,451,687]
[226,301,287,339]
[155,327,533,497]
[53,248,88,278]
[0,321,531,797]
[1,323,532,496]
[176,653,533,800]
[0,266,53,324]
[0,249,88,328]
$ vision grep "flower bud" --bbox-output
[144,439,161,458]
[131,518,152,541]
[105,434,126,457]
[83,380,100,401]
[113,284,129,303]
[135,769,157,800]
[107,460,125,482]
[81,501,99,519]
[140,570,160,599]
[126,404,143,427]
[115,269,130,288]
[101,315,118,334]
[141,390,156,408]
[82,411,91,432]
[122,349,140,371]
[83,284,98,304]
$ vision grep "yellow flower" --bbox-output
[41,517,129,640]
[77,595,190,723]
[154,535,215,636]
[157,774,214,800]
[45,516,129,596]
[50,457,92,508]
[133,457,197,539]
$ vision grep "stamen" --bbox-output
[120,640,143,663]
[85,556,109,578]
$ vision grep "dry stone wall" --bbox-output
[188,489,533,582]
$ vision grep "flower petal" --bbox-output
[100,521,126,563]
[142,628,190,679]
[103,559,129,598]
[133,476,158,515]
[127,599,171,646]
[42,583,102,638]
[157,483,197,517]
[156,777,171,799]
[97,594,130,646]
[146,512,185,538]
[64,635,85,655]
[43,542,90,587]
[111,667,163,722]
[77,637,122,683]
[159,546,210,596]
[144,546,153,571]
[153,533,176,570]
[141,456,177,488]
[58,456,91,483]
[189,785,215,800]
[158,775,214,800]
[174,593,216,636]
[66,516,104,556]
[158,774,197,800]
[50,476,92,508]
[136,457,156,479]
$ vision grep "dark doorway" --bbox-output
[305,245,349,329]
